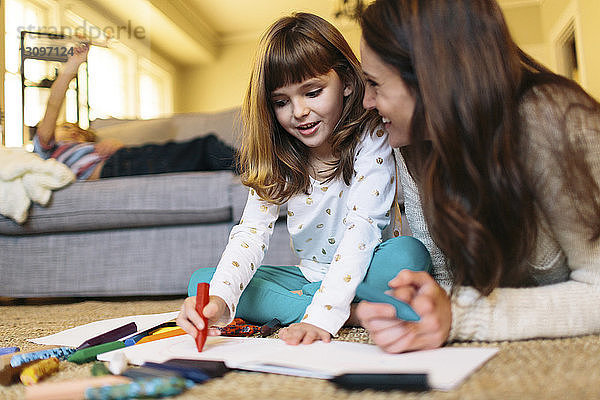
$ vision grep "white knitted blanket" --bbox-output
[0,146,75,224]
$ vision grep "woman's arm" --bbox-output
[36,43,89,147]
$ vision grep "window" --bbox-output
[4,0,55,147]
[139,58,173,119]
[3,0,174,147]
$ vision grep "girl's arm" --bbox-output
[36,43,89,147]
[207,188,280,325]
[301,127,396,336]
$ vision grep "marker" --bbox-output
[150,326,181,335]
[331,373,430,391]
[24,375,131,400]
[84,376,195,399]
[10,346,76,367]
[67,341,125,364]
[355,283,420,321]
[107,351,128,375]
[0,347,20,356]
[0,360,38,386]
[160,359,229,378]
[121,365,182,380]
[77,321,137,350]
[142,361,212,383]
[195,282,210,352]
[90,362,112,377]
[123,321,177,346]
[135,327,186,345]
[260,318,282,336]
[217,319,261,337]
[19,357,60,385]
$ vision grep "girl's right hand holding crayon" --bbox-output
[177,295,228,338]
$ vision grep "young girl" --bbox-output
[34,44,236,180]
[177,12,431,345]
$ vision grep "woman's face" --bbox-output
[271,69,352,159]
[360,38,416,148]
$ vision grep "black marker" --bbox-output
[331,373,429,391]
[260,318,282,336]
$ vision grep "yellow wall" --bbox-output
[577,0,600,100]
[177,1,600,112]
[177,40,255,113]
[175,24,362,113]
[503,5,550,69]
[504,6,545,45]
[466,0,599,100]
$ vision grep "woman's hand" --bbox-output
[278,322,332,345]
[356,270,451,353]
[177,295,229,338]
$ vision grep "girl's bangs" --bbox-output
[264,33,335,92]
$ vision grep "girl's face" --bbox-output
[360,38,416,148]
[271,69,352,158]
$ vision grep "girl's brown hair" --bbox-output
[240,12,377,204]
[360,0,600,294]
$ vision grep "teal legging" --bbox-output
[188,235,432,325]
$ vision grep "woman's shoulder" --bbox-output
[520,80,598,116]
[519,81,600,142]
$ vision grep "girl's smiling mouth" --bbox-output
[297,121,321,135]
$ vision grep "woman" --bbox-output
[356,0,600,353]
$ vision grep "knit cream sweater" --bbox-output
[397,83,600,342]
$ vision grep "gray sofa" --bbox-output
[0,108,298,298]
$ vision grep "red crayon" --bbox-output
[195,283,210,352]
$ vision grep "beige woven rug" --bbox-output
[1,297,599,400]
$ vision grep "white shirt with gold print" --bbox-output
[209,126,396,335]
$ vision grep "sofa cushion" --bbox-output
[171,108,241,148]
[90,108,242,149]
[0,171,235,235]
[93,119,176,146]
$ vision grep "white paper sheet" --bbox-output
[98,335,498,390]
[28,311,180,346]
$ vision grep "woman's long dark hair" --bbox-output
[360,0,600,294]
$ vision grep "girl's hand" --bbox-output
[177,295,229,338]
[62,42,90,77]
[279,322,332,345]
[356,270,451,353]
